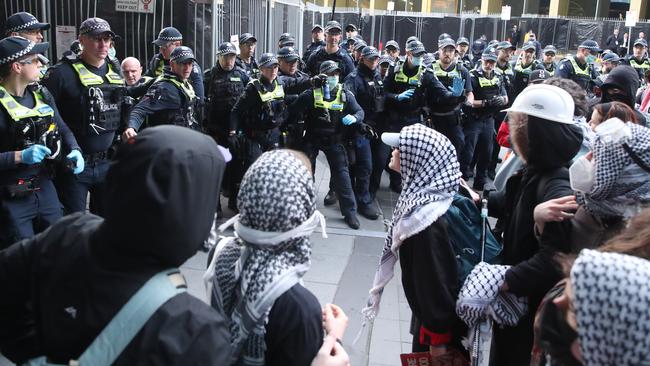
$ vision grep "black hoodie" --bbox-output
[0,126,230,365]
[600,65,648,123]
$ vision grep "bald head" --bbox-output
[121,57,142,85]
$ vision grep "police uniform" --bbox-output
[462,50,508,190]
[456,37,473,71]
[622,39,650,84]
[206,43,250,146]
[235,33,260,78]
[128,47,201,134]
[278,47,312,148]
[5,12,51,78]
[430,38,472,155]
[556,40,600,94]
[145,27,205,103]
[0,37,83,248]
[289,60,365,229]
[343,47,384,219]
[306,21,355,78]
[42,18,125,215]
[511,42,543,98]
[303,25,326,63]
[538,45,558,77]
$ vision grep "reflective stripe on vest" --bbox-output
[568,57,590,77]
[496,63,514,76]
[157,75,197,101]
[394,62,425,86]
[630,58,650,70]
[544,63,556,76]
[72,62,124,86]
[250,79,285,102]
[478,76,499,88]
[155,58,165,76]
[0,85,54,121]
[514,61,535,74]
[313,85,344,111]
[432,62,460,79]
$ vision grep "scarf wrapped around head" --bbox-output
[577,119,650,219]
[571,249,650,366]
[209,150,318,366]
[362,124,461,322]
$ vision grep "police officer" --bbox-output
[430,37,473,155]
[456,37,473,70]
[145,27,204,103]
[495,41,515,96]
[42,17,125,215]
[277,46,313,147]
[290,60,365,229]
[0,37,83,248]
[345,24,359,40]
[124,46,202,140]
[539,45,558,76]
[597,52,620,83]
[344,46,384,219]
[382,40,463,192]
[307,21,355,79]
[304,24,325,62]
[622,38,650,84]
[471,35,487,69]
[511,41,543,98]
[378,55,393,79]
[462,48,508,191]
[556,39,600,94]
[236,33,259,77]
[278,33,296,49]
[4,12,49,42]
[384,40,400,61]
[352,40,367,66]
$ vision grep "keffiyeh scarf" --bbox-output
[572,249,650,366]
[209,150,317,366]
[362,124,461,322]
[456,262,528,328]
[578,120,650,219]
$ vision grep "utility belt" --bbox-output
[2,176,44,199]
[306,131,341,145]
[83,150,109,164]
[431,106,461,117]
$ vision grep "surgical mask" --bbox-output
[569,155,595,193]
[585,54,596,64]
[326,75,339,90]
[218,210,328,246]
[411,56,422,66]
[108,46,116,59]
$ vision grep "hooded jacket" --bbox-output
[600,65,647,123]
[0,126,230,365]
[488,115,582,364]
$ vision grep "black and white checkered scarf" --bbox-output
[362,124,461,321]
[578,120,650,219]
[571,249,650,366]
[210,150,316,366]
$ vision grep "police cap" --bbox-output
[0,36,49,66]
[153,26,182,46]
[6,12,50,34]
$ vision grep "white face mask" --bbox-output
[108,46,116,59]
[569,155,596,193]
[411,56,422,66]
[326,75,339,89]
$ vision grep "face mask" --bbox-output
[586,54,596,64]
[569,155,595,193]
[606,92,629,104]
[538,301,582,366]
[594,117,632,144]
[327,75,339,89]
[218,210,328,246]
[411,56,422,66]
[108,46,116,59]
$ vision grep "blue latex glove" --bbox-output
[20,144,51,165]
[342,115,357,126]
[66,149,85,175]
[448,77,465,97]
[397,89,415,101]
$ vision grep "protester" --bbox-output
[0,126,231,365]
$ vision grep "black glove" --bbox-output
[356,122,379,140]
[311,74,327,88]
[491,96,507,108]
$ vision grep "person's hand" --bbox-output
[122,128,137,141]
[356,122,378,139]
[341,115,357,126]
[322,303,348,340]
[397,89,415,101]
[20,144,51,165]
[448,77,464,97]
[429,344,448,358]
[311,333,350,366]
[66,149,85,175]
[534,195,578,224]
[491,96,507,107]
[584,151,593,161]
[311,74,328,88]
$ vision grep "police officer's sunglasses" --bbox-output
[18,54,49,65]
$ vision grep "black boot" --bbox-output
[324,189,338,206]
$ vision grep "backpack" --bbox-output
[444,193,502,287]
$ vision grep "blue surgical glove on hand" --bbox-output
[397,89,415,101]
[342,115,357,126]
[20,145,51,165]
[448,77,465,97]
[66,149,85,175]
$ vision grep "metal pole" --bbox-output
[331,0,336,21]
[595,0,600,20]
